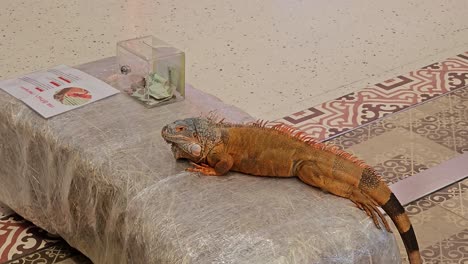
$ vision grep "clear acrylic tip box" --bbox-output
[117,36,185,107]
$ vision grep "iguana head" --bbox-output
[161,117,220,162]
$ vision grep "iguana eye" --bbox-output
[175,126,186,132]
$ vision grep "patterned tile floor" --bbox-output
[328,86,468,185]
[1,54,468,263]
[278,51,468,142]
[0,210,91,264]
[326,86,468,263]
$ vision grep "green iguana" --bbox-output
[161,117,421,264]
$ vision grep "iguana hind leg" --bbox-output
[348,190,391,232]
[296,161,391,232]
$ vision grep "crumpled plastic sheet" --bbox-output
[0,57,401,263]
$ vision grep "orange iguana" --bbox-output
[161,117,421,264]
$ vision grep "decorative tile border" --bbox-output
[277,51,468,141]
[0,214,60,263]
[0,213,89,263]
[6,243,85,264]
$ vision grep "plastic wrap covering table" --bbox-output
[0,57,401,263]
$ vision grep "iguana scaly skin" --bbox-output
[161,117,421,264]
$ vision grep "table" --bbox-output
[0,57,400,263]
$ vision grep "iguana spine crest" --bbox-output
[217,118,372,170]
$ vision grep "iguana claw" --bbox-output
[187,162,219,176]
[352,195,392,233]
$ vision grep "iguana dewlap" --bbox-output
[161,117,421,264]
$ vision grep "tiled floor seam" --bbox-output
[435,202,468,222]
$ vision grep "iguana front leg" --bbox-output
[187,152,234,176]
[187,163,219,176]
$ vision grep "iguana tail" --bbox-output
[296,161,422,263]
[360,169,421,264]
[380,192,421,264]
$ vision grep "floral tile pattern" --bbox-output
[404,179,468,217]
[426,179,468,221]
[373,154,429,185]
[278,51,468,141]
[398,178,468,264]
[0,215,61,263]
[6,243,88,264]
[420,229,468,264]
[403,88,468,154]
[404,54,468,100]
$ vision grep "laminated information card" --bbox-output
[0,65,119,118]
